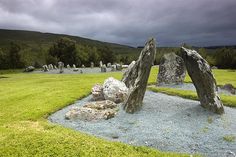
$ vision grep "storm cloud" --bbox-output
[0,0,235,46]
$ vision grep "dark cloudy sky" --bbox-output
[0,0,235,47]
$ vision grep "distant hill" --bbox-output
[0,29,139,55]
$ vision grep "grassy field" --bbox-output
[0,67,235,156]
[0,71,192,157]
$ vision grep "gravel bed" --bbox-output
[49,91,236,157]
[33,67,124,74]
[159,83,235,95]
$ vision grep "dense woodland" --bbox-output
[0,29,235,69]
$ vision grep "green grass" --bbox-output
[148,67,236,107]
[0,71,191,157]
[223,135,235,142]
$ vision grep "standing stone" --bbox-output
[24,66,35,72]
[101,64,107,72]
[42,65,49,72]
[82,64,85,68]
[91,84,105,101]
[157,53,186,85]
[121,61,136,85]
[220,84,235,94]
[67,64,71,69]
[91,62,94,68]
[48,64,53,70]
[181,47,224,114]
[123,38,156,113]
[116,64,122,71]
[107,63,112,68]
[54,65,58,69]
[103,77,128,103]
[99,61,103,68]
[58,61,64,73]
[111,65,116,71]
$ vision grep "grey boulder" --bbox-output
[181,47,224,114]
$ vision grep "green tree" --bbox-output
[198,48,207,59]
[8,42,23,69]
[98,46,116,64]
[215,48,236,69]
[49,37,77,65]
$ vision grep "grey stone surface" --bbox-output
[49,91,236,157]
[181,47,224,114]
[220,84,236,94]
[58,61,64,73]
[121,61,135,85]
[24,66,35,72]
[91,84,105,101]
[42,65,49,72]
[103,77,128,103]
[91,62,94,68]
[158,83,236,95]
[101,64,107,72]
[124,38,156,113]
[65,100,118,121]
[157,52,186,85]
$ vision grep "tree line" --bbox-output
[0,37,235,69]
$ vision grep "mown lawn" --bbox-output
[0,71,191,157]
[149,67,236,107]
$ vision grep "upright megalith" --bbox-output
[58,61,64,73]
[157,53,186,85]
[123,38,156,113]
[181,47,224,114]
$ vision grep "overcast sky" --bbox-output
[0,0,235,47]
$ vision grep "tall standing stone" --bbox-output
[123,38,156,113]
[58,61,64,73]
[101,64,107,72]
[181,47,224,114]
[91,62,94,68]
[99,61,103,68]
[157,53,186,85]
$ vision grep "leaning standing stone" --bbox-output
[123,38,156,113]
[157,53,186,85]
[181,47,224,114]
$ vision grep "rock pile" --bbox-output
[65,100,118,121]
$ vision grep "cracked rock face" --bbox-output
[181,47,224,114]
[123,38,156,113]
[122,61,136,88]
[65,100,118,121]
[157,53,186,85]
[103,77,128,103]
[91,84,105,101]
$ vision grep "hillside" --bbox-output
[0,29,139,55]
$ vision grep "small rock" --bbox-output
[65,100,118,121]
[24,66,35,72]
[221,84,235,94]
